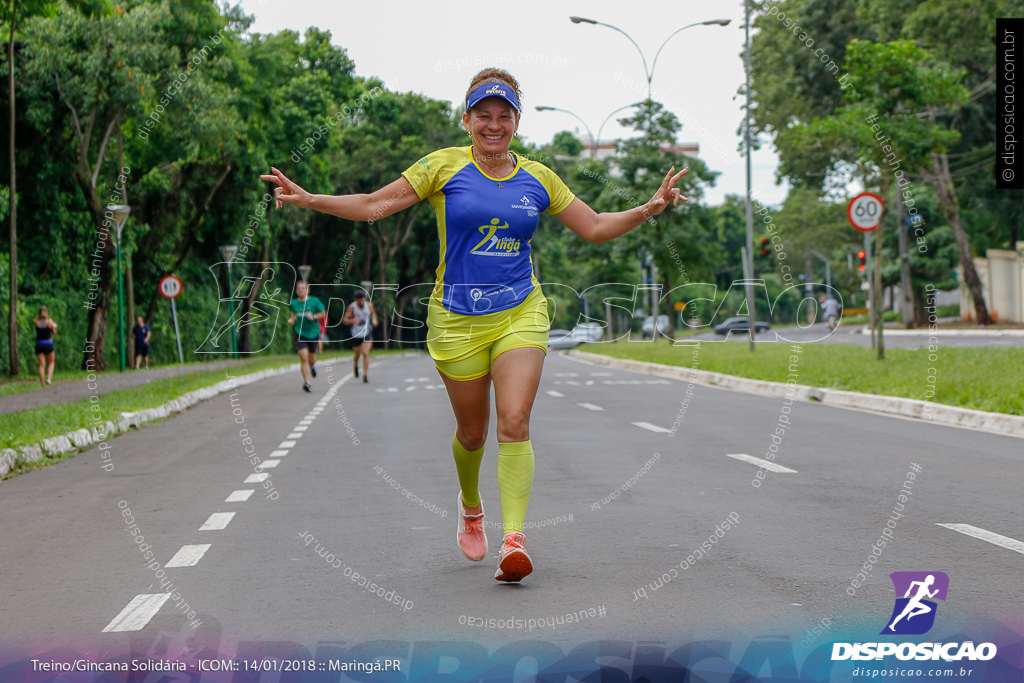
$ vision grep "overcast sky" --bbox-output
[237,0,790,207]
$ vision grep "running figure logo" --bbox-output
[470,218,520,258]
[881,571,950,635]
[197,263,292,354]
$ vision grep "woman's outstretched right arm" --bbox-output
[259,168,420,222]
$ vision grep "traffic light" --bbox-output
[760,237,770,257]
[857,250,866,272]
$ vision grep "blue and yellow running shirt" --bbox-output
[402,146,575,315]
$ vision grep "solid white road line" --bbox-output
[546,390,565,398]
[199,512,236,531]
[102,593,172,632]
[225,489,255,502]
[937,523,1024,555]
[165,544,212,567]
[578,403,604,411]
[725,453,798,474]
[278,440,297,448]
[244,473,270,483]
[632,421,673,434]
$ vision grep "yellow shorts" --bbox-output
[427,286,550,381]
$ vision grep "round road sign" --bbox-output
[159,274,183,299]
[848,192,883,231]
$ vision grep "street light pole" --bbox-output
[595,101,646,159]
[219,245,239,359]
[810,249,832,291]
[108,205,131,371]
[570,16,731,100]
[534,106,595,157]
[743,1,757,352]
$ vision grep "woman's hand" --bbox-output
[643,166,688,218]
[259,167,313,210]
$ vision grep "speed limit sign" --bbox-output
[847,192,883,231]
[159,274,183,299]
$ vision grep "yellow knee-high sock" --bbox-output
[452,433,485,507]
[497,440,534,535]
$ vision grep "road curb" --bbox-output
[859,327,1024,336]
[0,362,307,479]
[566,350,1024,438]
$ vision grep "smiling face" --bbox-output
[464,97,519,157]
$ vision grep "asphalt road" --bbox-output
[1,350,1021,670]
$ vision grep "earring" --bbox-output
[513,131,518,137]
[467,130,472,136]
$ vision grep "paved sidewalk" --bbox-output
[0,359,253,416]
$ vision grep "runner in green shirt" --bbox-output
[287,280,326,392]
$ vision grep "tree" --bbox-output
[22,2,179,369]
[780,39,969,355]
[2,0,56,376]
[601,100,718,337]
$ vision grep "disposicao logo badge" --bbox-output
[881,571,949,635]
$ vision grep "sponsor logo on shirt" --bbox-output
[470,218,521,258]
[509,195,538,217]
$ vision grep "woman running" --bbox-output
[261,68,687,582]
[35,306,58,386]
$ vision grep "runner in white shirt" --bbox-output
[342,289,378,383]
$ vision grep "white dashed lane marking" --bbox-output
[725,453,798,474]
[198,512,236,531]
[632,421,674,434]
[578,403,604,412]
[546,390,564,398]
[101,594,172,633]
[165,544,212,568]
[102,362,354,634]
[937,524,1024,555]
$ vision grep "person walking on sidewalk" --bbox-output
[342,288,377,383]
[133,316,152,369]
[262,68,687,582]
[287,280,325,392]
[34,306,58,386]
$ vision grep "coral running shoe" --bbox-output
[494,532,532,582]
[457,494,487,561]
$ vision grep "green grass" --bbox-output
[584,341,1024,416]
[1,349,419,463]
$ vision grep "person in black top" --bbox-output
[132,316,152,370]
[34,306,57,386]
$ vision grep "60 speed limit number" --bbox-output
[847,192,883,232]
